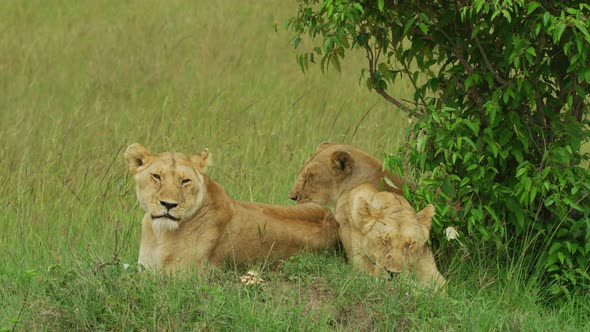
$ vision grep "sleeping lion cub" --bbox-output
[289,142,406,207]
[336,183,446,291]
[124,143,338,272]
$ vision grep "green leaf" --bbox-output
[558,252,566,264]
[534,23,542,36]
[417,22,428,35]
[323,38,332,53]
[554,23,566,43]
[474,1,484,13]
[574,21,590,42]
[526,47,536,57]
[464,151,473,163]
[365,77,373,91]
[353,3,364,14]
[549,242,561,255]
[543,12,551,25]
[515,166,528,178]
[526,2,541,15]
[502,10,512,23]
[530,187,538,205]
[378,0,384,12]
[293,37,302,49]
[441,181,456,199]
[463,119,480,135]
[462,137,477,149]
[378,62,390,77]
[403,16,416,36]
[544,196,554,207]
[298,54,306,72]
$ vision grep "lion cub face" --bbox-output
[289,143,356,207]
[353,191,435,275]
[290,143,404,207]
[125,144,210,232]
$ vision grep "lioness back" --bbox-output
[212,201,338,265]
[124,143,338,272]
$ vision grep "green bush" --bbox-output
[289,0,590,296]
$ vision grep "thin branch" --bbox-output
[433,27,475,75]
[474,34,508,85]
[401,60,429,109]
[365,45,374,74]
[435,23,485,122]
[455,80,468,94]
[418,24,485,116]
[364,46,422,118]
[375,88,420,117]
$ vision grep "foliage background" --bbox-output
[0,0,588,330]
[289,0,590,296]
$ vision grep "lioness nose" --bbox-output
[288,192,299,201]
[160,200,178,210]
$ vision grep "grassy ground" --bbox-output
[1,0,588,330]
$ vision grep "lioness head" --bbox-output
[125,143,211,232]
[353,190,435,276]
[289,143,404,207]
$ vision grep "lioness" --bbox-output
[124,143,338,272]
[288,143,406,207]
[336,184,446,291]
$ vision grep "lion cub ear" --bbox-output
[315,142,332,152]
[330,151,354,176]
[415,204,435,234]
[353,196,380,232]
[190,148,211,173]
[124,143,152,175]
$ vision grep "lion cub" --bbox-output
[289,142,406,207]
[335,183,446,291]
[124,144,338,272]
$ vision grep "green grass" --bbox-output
[0,0,588,330]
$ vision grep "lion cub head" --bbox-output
[349,185,446,290]
[124,143,210,232]
[289,143,404,207]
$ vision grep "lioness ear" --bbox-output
[415,204,435,234]
[124,143,152,174]
[190,148,211,173]
[330,151,354,176]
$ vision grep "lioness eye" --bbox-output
[152,174,161,181]
[181,179,191,185]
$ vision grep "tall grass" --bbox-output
[1,0,588,330]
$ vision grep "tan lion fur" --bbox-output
[288,143,406,207]
[125,143,339,272]
[335,184,446,291]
